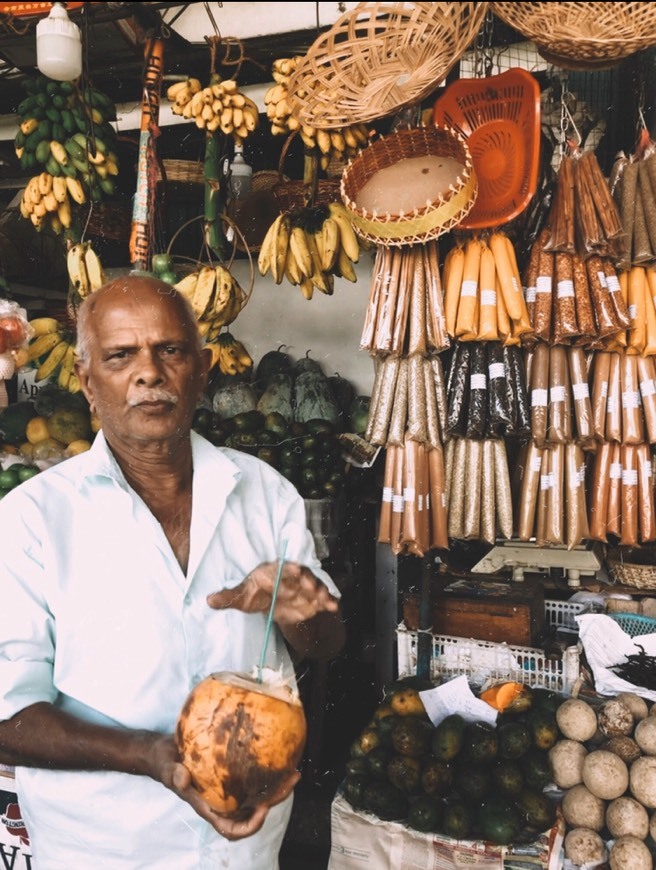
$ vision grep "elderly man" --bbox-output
[0,275,345,868]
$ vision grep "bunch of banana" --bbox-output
[264,57,372,170]
[25,318,79,390]
[19,172,76,233]
[258,201,360,299]
[15,73,119,221]
[174,264,248,341]
[66,242,107,301]
[206,332,253,375]
[165,75,259,143]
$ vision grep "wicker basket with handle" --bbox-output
[272,133,341,213]
[340,124,477,247]
[491,2,656,71]
[289,2,488,130]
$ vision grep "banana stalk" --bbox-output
[203,130,225,260]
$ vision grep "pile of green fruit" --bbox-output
[343,678,564,846]
[0,461,40,499]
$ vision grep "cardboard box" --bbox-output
[403,577,545,648]
[0,771,32,868]
[329,793,563,870]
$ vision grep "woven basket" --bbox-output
[608,559,656,590]
[491,2,656,71]
[272,133,341,212]
[161,159,204,185]
[288,2,489,130]
[340,124,477,247]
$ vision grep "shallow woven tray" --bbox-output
[289,2,488,130]
[492,2,656,70]
[340,124,477,247]
[161,159,204,184]
[608,559,656,590]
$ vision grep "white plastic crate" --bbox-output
[396,599,584,693]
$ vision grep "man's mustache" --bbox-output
[127,389,179,407]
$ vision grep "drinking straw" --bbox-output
[257,539,288,683]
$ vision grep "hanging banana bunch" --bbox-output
[25,317,80,392]
[165,75,259,144]
[264,57,372,170]
[257,201,360,299]
[206,332,253,375]
[66,241,107,309]
[15,74,120,233]
[174,263,248,341]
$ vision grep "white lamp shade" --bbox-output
[36,3,82,82]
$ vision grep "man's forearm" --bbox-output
[279,610,346,662]
[0,702,162,775]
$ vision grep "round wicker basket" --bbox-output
[608,559,656,591]
[289,2,488,130]
[491,2,656,70]
[340,125,477,247]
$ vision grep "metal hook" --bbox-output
[561,98,582,152]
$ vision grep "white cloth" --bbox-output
[0,430,338,868]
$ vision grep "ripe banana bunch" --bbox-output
[258,202,360,299]
[264,57,372,170]
[66,242,107,301]
[207,332,254,375]
[174,264,247,341]
[20,172,76,233]
[15,74,119,215]
[26,320,78,389]
[166,76,259,143]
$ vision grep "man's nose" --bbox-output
[135,349,165,384]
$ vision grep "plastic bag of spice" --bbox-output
[530,342,549,447]
[486,343,512,437]
[446,344,470,438]
[466,343,487,439]
[588,441,612,543]
[568,346,593,445]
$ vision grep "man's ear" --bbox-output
[74,360,95,412]
[199,345,213,381]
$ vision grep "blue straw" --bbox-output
[257,540,288,683]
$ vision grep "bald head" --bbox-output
[75,275,202,363]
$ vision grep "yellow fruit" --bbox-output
[46,408,92,446]
[389,688,426,718]
[90,412,102,434]
[65,439,92,456]
[25,416,50,445]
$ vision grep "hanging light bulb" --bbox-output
[36,2,82,82]
[228,142,253,201]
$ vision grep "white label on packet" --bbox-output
[641,379,656,398]
[606,274,621,294]
[601,381,609,399]
[531,454,542,473]
[480,289,496,307]
[536,276,552,294]
[488,362,505,380]
[572,382,590,400]
[610,462,623,480]
[550,385,567,403]
[526,286,537,304]
[418,495,424,511]
[404,487,415,503]
[471,373,487,390]
[540,473,552,491]
[532,388,548,407]
[629,304,638,320]
[622,469,638,487]
[645,461,653,478]
[461,279,478,298]
[598,271,608,289]
[621,390,640,409]
[557,280,575,299]
[382,486,393,503]
[392,495,404,513]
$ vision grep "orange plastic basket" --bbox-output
[433,68,541,230]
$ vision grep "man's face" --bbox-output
[75,280,210,448]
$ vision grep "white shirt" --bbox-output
[0,431,339,868]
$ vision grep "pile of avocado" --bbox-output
[192,407,346,500]
[343,678,563,846]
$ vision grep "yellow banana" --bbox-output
[52,176,68,204]
[213,265,235,316]
[166,80,190,101]
[67,373,82,394]
[174,271,199,302]
[66,176,86,205]
[50,140,68,166]
[306,233,329,294]
[299,277,314,300]
[328,202,360,263]
[20,195,31,218]
[289,226,313,278]
[29,317,62,337]
[330,131,346,154]
[343,126,359,150]
[57,198,71,229]
[84,245,106,291]
[272,215,290,285]
[67,243,91,297]
[187,78,202,94]
[316,129,331,155]
[38,171,52,197]
[320,217,340,271]
[27,331,64,363]
[258,214,283,277]
[20,117,38,136]
[36,339,70,382]
[336,244,358,283]
[191,266,216,318]
[284,247,302,286]
[43,191,58,213]
[57,343,76,389]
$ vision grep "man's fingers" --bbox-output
[206,583,246,610]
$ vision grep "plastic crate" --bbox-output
[609,613,656,638]
[396,599,584,693]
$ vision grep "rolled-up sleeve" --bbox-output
[0,491,57,720]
